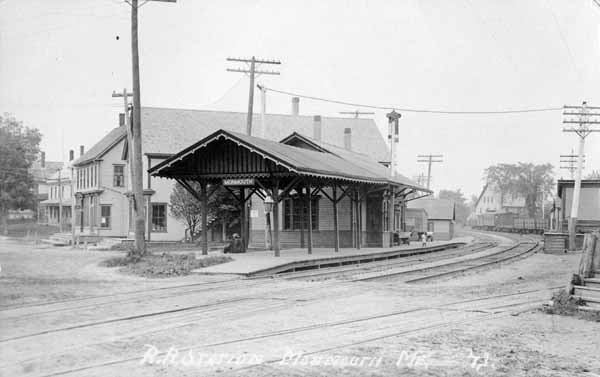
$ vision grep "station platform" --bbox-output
[194,237,473,277]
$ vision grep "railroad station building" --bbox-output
[149,129,431,254]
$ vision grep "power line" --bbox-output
[261,86,563,115]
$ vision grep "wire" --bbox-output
[262,86,563,115]
[545,0,585,89]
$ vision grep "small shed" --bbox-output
[405,207,428,238]
[408,198,456,240]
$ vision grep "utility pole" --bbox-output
[413,173,427,188]
[339,110,375,118]
[560,149,585,179]
[227,57,280,251]
[386,110,401,177]
[123,0,176,256]
[417,154,444,190]
[112,89,134,183]
[562,101,600,250]
[112,89,134,236]
[226,57,281,136]
[257,83,267,139]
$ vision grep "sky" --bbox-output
[1,0,600,199]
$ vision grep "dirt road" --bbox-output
[0,235,598,377]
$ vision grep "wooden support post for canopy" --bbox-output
[299,183,305,249]
[200,181,208,255]
[350,186,356,249]
[355,187,361,249]
[241,188,247,251]
[306,182,313,254]
[272,179,280,257]
[332,184,340,252]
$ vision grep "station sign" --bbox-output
[222,178,255,186]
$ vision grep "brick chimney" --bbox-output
[313,115,322,141]
[79,145,85,156]
[69,149,74,161]
[344,128,352,150]
[292,97,299,116]
[40,151,45,168]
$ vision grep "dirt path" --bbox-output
[1,234,598,377]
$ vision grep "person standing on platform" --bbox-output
[421,232,427,247]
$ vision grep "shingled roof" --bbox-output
[140,107,390,163]
[76,107,390,169]
[150,129,430,192]
[73,126,126,166]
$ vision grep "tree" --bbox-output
[484,162,554,218]
[483,163,515,207]
[169,182,205,242]
[0,114,42,235]
[438,189,470,225]
[169,183,240,242]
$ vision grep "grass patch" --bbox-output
[100,253,232,278]
[541,289,600,322]
[2,222,63,238]
[110,242,226,252]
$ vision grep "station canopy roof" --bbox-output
[149,129,431,192]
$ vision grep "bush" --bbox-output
[100,252,232,278]
[542,289,600,321]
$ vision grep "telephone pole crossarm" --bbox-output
[226,57,281,65]
[226,68,280,75]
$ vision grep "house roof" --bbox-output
[30,161,63,181]
[408,198,455,220]
[150,129,430,192]
[140,107,390,163]
[557,179,600,197]
[75,107,391,170]
[73,126,126,166]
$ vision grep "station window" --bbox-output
[113,165,125,187]
[283,197,318,231]
[100,205,111,228]
[152,203,167,232]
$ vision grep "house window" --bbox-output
[283,197,318,231]
[151,203,167,232]
[113,165,125,187]
[100,205,111,228]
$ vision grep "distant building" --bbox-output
[472,183,527,217]
[404,207,427,236]
[556,179,600,233]
[39,166,73,226]
[29,152,63,222]
[408,198,455,240]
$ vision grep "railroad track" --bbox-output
[276,241,498,281]
[28,286,560,377]
[352,239,539,283]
